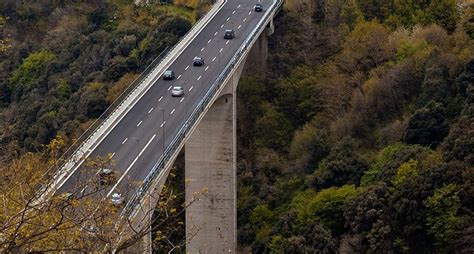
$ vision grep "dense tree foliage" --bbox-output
[237,0,474,253]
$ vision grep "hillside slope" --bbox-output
[236,0,474,253]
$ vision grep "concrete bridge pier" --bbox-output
[126,21,275,254]
[184,54,247,253]
[184,24,274,254]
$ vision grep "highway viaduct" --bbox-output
[45,0,282,252]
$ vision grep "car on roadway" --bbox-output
[254,3,263,12]
[171,86,184,97]
[193,56,205,66]
[163,70,175,80]
[111,192,124,205]
[224,29,235,39]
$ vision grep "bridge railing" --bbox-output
[43,0,226,194]
[43,47,168,178]
[124,0,284,217]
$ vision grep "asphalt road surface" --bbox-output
[59,0,273,204]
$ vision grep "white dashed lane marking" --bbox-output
[238,25,242,29]
[226,40,229,45]
[243,18,247,22]
[221,24,224,28]
[201,47,205,52]
[111,152,115,159]
[249,11,252,15]
[212,56,216,62]
[137,121,142,127]
[170,109,175,115]
[180,98,184,103]
[177,75,181,80]
[214,31,218,36]
[158,96,163,102]
[220,48,223,52]
[148,107,154,114]
[208,39,212,44]
[232,10,236,14]
[168,85,172,91]
[122,138,128,145]
[205,66,209,71]
[189,86,194,91]
[160,121,166,128]
[226,17,230,21]
[197,75,202,81]
[185,65,189,70]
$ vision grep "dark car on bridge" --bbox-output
[254,3,263,12]
[162,70,175,80]
[224,29,235,39]
[193,56,205,66]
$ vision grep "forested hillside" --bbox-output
[237,0,473,253]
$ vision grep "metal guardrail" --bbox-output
[123,0,284,217]
[42,47,169,179]
[43,0,226,194]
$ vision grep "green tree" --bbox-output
[339,20,395,74]
[8,50,56,101]
[289,119,330,172]
[254,102,293,152]
[361,143,431,186]
[344,183,392,252]
[356,0,391,21]
[392,159,419,187]
[404,101,449,148]
[441,103,474,165]
[340,0,363,29]
[278,221,337,254]
[427,0,459,32]
[313,138,369,188]
[79,82,108,118]
[424,184,461,248]
[417,65,452,108]
[293,185,359,235]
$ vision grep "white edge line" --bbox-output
[107,134,157,196]
[53,0,228,192]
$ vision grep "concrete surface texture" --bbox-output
[185,89,236,253]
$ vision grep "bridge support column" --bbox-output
[185,58,246,253]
